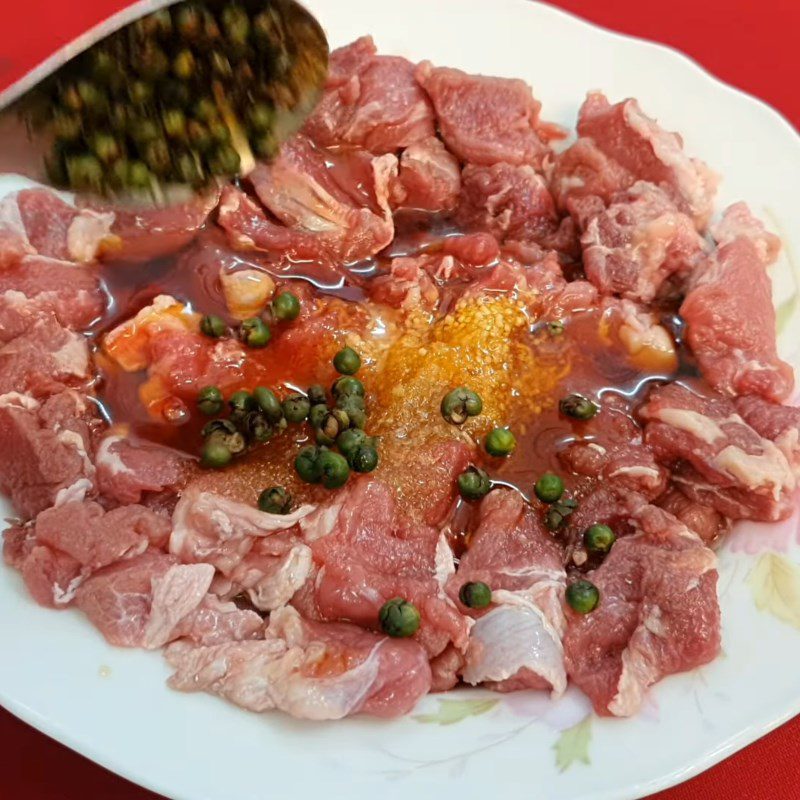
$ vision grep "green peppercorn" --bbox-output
[210,51,233,78]
[90,50,115,83]
[193,97,219,122]
[272,291,301,321]
[209,143,241,175]
[485,428,516,457]
[207,118,231,144]
[295,445,322,484]
[127,161,152,189]
[566,580,600,614]
[332,376,364,399]
[247,102,275,133]
[336,428,370,459]
[459,581,492,609]
[187,120,214,153]
[318,449,350,489]
[175,152,204,185]
[560,394,599,421]
[458,466,491,501]
[201,438,232,469]
[76,81,105,112]
[229,390,255,414]
[547,320,565,337]
[240,317,270,348]
[282,393,310,423]
[308,403,329,429]
[258,486,292,514]
[307,384,326,406]
[162,109,187,140]
[130,118,160,145]
[333,346,361,376]
[136,8,172,36]
[316,409,349,445]
[534,473,564,504]
[221,5,250,44]
[197,386,223,415]
[243,411,272,443]
[544,498,578,531]
[138,45,169,79]
[201,418,238,439]
[176,5,202,39]
[128,81,153,106]
[173,49,196,80]
[379,598,420,638]
[52,113,81,142]
[90,133,121,165]
[584,524,616,554]
[350,444,379,473]
[253,387,282,422]
[143,139,171,175]
[440,387,483,425]
[335,394,366,429]
[65,154,103,192]
[200,314,226,338]
[252,133,279,160]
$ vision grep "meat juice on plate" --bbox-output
[2,32,799,722]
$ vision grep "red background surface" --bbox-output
[1,1,798,799]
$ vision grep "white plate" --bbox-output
[2,2,800,799]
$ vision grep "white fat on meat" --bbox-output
[51,332,90,377]
[462,589,567,695]
[714,441,796,500]
[165,606,384,720]
[298,497,345,542]
[143,563,215,649]
[0,391,40,410]
[95,435,132,476]
[238,544,314,612]
[651,407,726,445]
[56,429,95,476]
[66,209,116,262]
[219,268,275,320]
[53,478,93,507]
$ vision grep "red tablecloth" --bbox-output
[0,1,798,799]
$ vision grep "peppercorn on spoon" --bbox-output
[0,0,328,202]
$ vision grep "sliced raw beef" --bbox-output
[8,500,170,608]
[641,383,796,520]
[734,395,800,475]
[415,63,551,168]
[710,202,781,265]
[296,478,470,658]
[559,441,668,499]
[681,209,793,401]
[219,139,396,264]
[15,189,116,262]
[564,500,719,716]
[165,605,431,719]
[76,551,208,647]
[170,488,314,575]
[581,182,708,301]
[369,256,441,311]
[0,193,36,266]
[304,50,435,152]
[96,434,189,505]
[657,487,731,545]
[0,313,90,396]
[449,489,567,694]
[442,232,500,266]
[84,190,220,262]
[0,255,104,335]
[0,391,96,519]
[325,36,377,87]
[456,163,560,246]
[549,137,635,213]
[577,92,717,228]
[391,137,461,211]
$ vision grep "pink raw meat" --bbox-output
[304,51,435,152]
[0,313,90,397]
[449,489,567,694]
[577,92,717,228]
[416,63,551,168]
[391,137,461,211]
[734,395,800,475]
[96,433,188,505]
[165,605,431,720]
[297,478,470,658]
[16,189,115,262]
[681,207,793,402]
[657,487,731,545]
[581,182,708,301]
[710,202,781,265]
[641,383,796,521]
[218,139,396,264]
[456,163,560,247]
[0,391,96,519]
[325,36,377,88]
[564,500,720,716]
[0,255,104,335]
[442,232,500,266]
[369,255,441,311]
[84,191,220,262]
[549,137,635,213]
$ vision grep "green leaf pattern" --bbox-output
[413,698,499,725]
[748,552,800,630]
[553,715,592,772]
